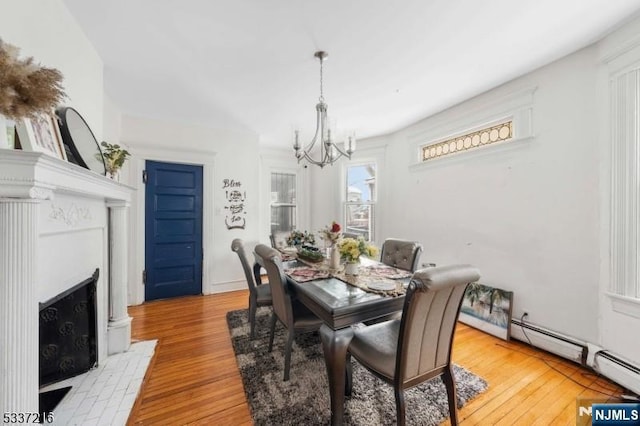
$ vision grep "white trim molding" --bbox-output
[127,143,216,304]
[608,65,640,304]
[606,293,640,319]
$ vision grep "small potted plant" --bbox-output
[100,141,131,181]
[338,237,379,275]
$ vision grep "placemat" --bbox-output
[363,264,412,280]
[332,271,406,297]
[285,266,331,283]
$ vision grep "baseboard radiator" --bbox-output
[510,319,640,395]
[592,351,640,396]
[510,319,588,365]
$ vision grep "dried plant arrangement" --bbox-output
[0,38,66,119]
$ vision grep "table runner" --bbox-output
[285,257,409,297]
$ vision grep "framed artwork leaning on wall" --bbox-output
[16,113,67,161]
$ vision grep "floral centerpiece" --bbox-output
[319,221,342,247]
[320,221,343,269]
[338,237,378,262]
[338,237,378,275]
[286,229,316,247]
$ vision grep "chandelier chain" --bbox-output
[319,55,324,103]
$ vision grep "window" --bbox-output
[344,163,376,241]
[421,120,513,162]
[270,172,296,235]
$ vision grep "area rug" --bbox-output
[227,307,488,425]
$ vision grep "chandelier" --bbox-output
[293,51,356,167]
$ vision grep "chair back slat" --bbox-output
[380,239,423,272]
[255,244,292,326]
[231,239,257,295]
[397,265,480,382]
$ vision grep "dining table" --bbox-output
[254,252,412,426]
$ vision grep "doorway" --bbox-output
[144,160,203,300]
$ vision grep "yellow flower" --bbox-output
[338,237,378,263]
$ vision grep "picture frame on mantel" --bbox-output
[16,113,67,161]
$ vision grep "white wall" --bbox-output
[384,47,600,342]
[310,21,640,365]
[1,0,105,139]
[120,115,261,303]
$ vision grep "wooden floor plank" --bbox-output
[126,291,626,425]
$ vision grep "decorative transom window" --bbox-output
[421,120,513,162]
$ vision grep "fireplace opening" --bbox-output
[39,269,99,388]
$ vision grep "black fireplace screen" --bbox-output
[39,269,99,387]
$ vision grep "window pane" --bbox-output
[346,164,376,202]
[271,173,296,204]
[271,206,296,234]
[271,172,296,235]
[345,204,373,241]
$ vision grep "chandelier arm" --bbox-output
[306,103,324,152]
[329,143,352,159]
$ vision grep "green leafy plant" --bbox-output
[100,141,131,174]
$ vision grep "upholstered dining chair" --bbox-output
[231,239,272,340]
[269,231,289,250]
[365,238,424,325]
[254,244,323,381]
[380,238,423,272]
[346,264,480,426]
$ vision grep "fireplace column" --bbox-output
[106,200,132,354]
[0,198,41,417]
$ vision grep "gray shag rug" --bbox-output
[227,307,488,425]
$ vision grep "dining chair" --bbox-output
[365,238,424,325]
[346,264,481,425]
[269,231,289,250]
[254,244,323,381]
[231,239,272,340]
[380,238,423,272]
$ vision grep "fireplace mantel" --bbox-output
[0,150,133,201]
[0,150,135,416]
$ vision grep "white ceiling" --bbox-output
[62,0,640,148]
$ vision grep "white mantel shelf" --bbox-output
[0,150,134,200]
[0,150,135,417]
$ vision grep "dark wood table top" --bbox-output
[283,259,410,329]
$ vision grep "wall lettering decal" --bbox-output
[223,179,246,230]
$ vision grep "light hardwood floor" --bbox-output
[127,291,624,425]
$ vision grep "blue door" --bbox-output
[145,160,203,301]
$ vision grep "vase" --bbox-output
[107,169,120,182]
[329,246,341,269]
[345,262,359,276]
